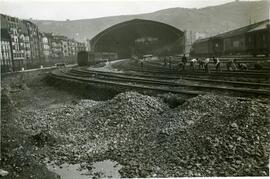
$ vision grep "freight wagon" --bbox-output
[190,20,270,57]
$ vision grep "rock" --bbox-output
[231,122,238,129]
[0,169,9,176]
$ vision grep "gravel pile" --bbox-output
[17,92,269,177]
[18,92,167,163]
[150,95,270,177]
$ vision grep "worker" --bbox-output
[237,63,248,71]
[227,59,237,71]
[190,58,197,71]
[198,58,204,70]
[140,59,144,68]
[204,57,210,73]
[213,56,221,72]
[163,57,167,66]
[177,62,184,71]
[182,54,187,70]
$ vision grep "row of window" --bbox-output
[0,58,12,65]
[1,44,10,51]
[13,53,24,58]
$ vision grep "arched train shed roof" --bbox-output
[90,19,185,58]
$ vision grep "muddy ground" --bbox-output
[1,74,81,179]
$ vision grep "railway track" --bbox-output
[49,71,203,96]
[146,60,270,72]
[71,69,270,89]
[49,69,270,96]
[115,65,270,81]
[141,61,270,77]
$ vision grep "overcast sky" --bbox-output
[0,0,262,21]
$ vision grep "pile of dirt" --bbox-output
[149,95,270,177]
[18,92,167,163]
[16,92,269,177]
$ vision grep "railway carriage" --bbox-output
[190,19,270,57]
[190,38,214,57]
[246,24,270,56]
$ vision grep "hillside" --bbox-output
[31,1,269,42]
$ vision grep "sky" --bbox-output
[0,0,263,21]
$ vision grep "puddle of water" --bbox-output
[47,163,90,179]
[46,159,122,179]
[92,160,122,178]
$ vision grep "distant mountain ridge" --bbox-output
[31,1,269,42]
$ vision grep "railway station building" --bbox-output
[89,19,185,59]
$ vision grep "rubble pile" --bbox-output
[105,94,269,177]
[18,92,168,163]
[16,92,269,177]
[149,95,270,177]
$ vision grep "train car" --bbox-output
[246,23,270,56]
[214,25,250,56]
[77,51,96,66]
[190,37,223,57]
[190,38,214,57]
[212,37,223,56]
[191,19,270,57]
[77,51,118,66]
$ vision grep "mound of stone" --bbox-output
[17,93,269,177]
[18,92,167,163]
[152,95,270,177]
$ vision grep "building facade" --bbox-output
[77,42,86,52]
[23,20,41,67]
[0,13,86,72]
[18,21,31,68]
[40,32,50,61]
[51,34,63,58]
[1,14,25,70]
[0,28,13,72]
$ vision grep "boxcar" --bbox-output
[191,38,214,57]
[246,24,270,56]
[191,20,270,57]
[223,34,247,55]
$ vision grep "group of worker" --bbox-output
[178,55,252,73]
[143,55,262,72]
[186,56,220,73]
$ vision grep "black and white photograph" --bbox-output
[0,0,269,178]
